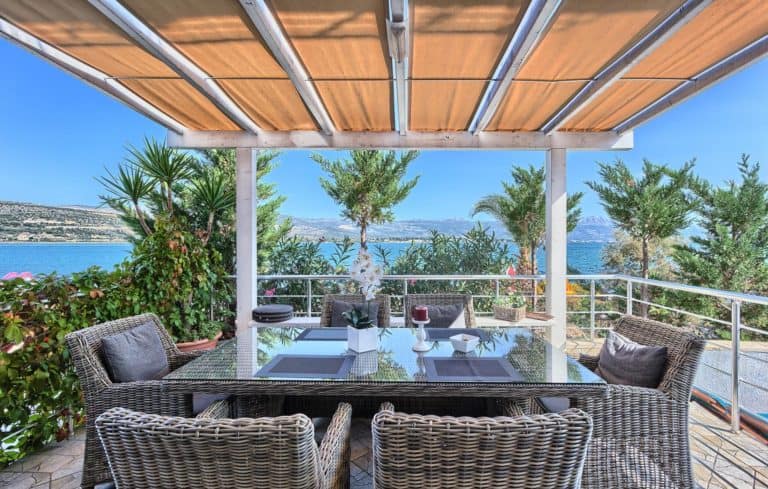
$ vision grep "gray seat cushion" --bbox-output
[537,397,571,413]
[312,417,330,445]
[595,330,668,388]
[101,322,169,383]
[192,393,229,415]
[425,304,464,327]
[330,300,379,327]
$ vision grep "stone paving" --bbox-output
[1,403,765,489]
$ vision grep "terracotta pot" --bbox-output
[176,331,222,353]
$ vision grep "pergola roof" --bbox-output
[2,0,767,148]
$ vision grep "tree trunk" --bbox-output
[360,223,368,250]
[530,240,537,297]
[134,204,152,236]
[641,237,649,318]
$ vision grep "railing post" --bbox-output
[589,279,596,340]
[495,279,500,298]
[404,279,408,296]
[306,279,312,318]
[626,280,633,316]
[731,299,741,432]
[533,279,538,312]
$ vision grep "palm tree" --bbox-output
[472,165,583,274]
[128,137,195,216]
[96,164,154,236]
[313,150,420,249]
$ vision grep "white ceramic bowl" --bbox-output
[450,333,480,353]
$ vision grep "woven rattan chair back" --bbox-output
[65,314,177,396]
[96,407,321,489]
[65,314,195,488]
[615,315,705,403]
[319,294,391,327]
[372,405,593,489]
[403,293,476,327]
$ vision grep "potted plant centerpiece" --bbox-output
[493,289,527,322]
[345,248,382,352]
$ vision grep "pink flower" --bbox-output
[2,272,32,281]
[409,279,416,286]
[506,265,516,277]
[264,288,276,297]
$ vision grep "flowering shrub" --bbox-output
[0,267,132,466]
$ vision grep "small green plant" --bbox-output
[341,306,375,329]
[495,293,526,308]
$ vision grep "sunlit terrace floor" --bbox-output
[1,402,765,489]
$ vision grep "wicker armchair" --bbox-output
[403,293,476,326]
[64,314,205,488]
[372,402,593,489]
[536,315,705,489]
[319,294,391,327]
[96,401,353,489]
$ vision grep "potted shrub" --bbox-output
[129,217,233,351]
[493,291,527,322]
[344,306,378,353]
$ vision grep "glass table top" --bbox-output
[165,326,605,386]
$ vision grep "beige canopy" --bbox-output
[2,0,766,148]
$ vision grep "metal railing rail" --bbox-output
[254,272,768,435]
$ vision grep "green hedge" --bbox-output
[0,267,134,465]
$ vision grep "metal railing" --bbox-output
[255,272,768,435]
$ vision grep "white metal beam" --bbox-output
[545,148,567,350]
[88,0,262,133]
[387,0,409,135]
[541,0,711,134]
[615,34,768,133]
[470,0,561,134]
[0,18,185,134]
[238,0,335,135]
[235,148,258,336]
[167,129,633,150]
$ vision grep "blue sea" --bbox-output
[0,241,607,276]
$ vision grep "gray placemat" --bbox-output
[256,354,354,379]
[423,357,522,382]
[425,328,489,342]
[295,327,348,341]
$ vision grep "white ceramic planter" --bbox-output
[347,325,378,352]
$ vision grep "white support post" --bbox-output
[545,148,567,349]
[236,148,258,336]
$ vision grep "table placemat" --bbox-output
[256,354,354,379]
[295,327,348,341]
[423,357,522,382]
[425,328,489,342]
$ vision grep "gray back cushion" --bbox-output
[101,322,170,383]
[424,304,465,328]
[331,300,379,327]
[595,330,668,388]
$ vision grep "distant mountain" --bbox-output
[0,200,615,243]
[0,201,131,242]
[289,216,615,243]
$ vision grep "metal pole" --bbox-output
[306,279,312,318]
[626,280,633,316]
[495,279,500,298]
[731,300,741,432]
[589,280,596,340]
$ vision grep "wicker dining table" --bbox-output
[162,325,606,406]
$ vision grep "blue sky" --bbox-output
[2,40,767,220]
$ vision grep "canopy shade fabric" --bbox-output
[1,0,767,146]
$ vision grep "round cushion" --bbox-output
[252,304,294,323]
